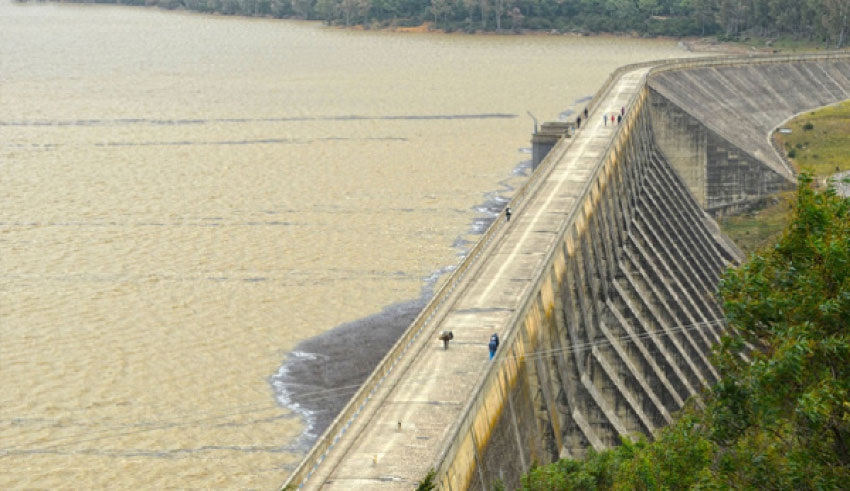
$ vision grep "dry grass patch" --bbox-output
[718,192,795,256]
[721,100,850,253]
[774,100,850,179]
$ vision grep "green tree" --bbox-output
[492,0,513,30]
[291,0,315,18]
[430,0,453,25]
[822,0,850,46]
[519,176,850,489]
[339,0,369,24]
[478,0,490,29]
[714,174,850,482]
[684,0,718,35]
[315,0,337,23]
[61,0,850,37]
[462,0,478,29]
[718,0,749,36]
[416,469,437,490]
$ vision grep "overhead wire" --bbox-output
[507,318,727,364]
[1,318,727,456]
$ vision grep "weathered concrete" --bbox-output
[648,58,850,214]
[531,122,574,170]
[281,53,850,491]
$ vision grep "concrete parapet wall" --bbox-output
[430,54,850,490]
[282,53,850,491]
[435,86,739,489]
[648,87,794,213]
[280,54,576,488]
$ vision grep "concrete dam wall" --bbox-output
[649,57,850,214]
[445,76,741,491]
[282,53,850,491]
[447,54,850,490]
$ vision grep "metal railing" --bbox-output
[279,62,588,490]
[281,50,850,490]
[429,50,850,489]
[431,61,653,491]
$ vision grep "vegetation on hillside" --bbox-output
[520,174,850,489]
[720,101,850,255]
[776,101,850,178]
[717,191,794,255]
[44,0,850,45]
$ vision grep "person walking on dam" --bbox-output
[488,333,500,360]
[505,206,511,222]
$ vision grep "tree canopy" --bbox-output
[65,0,850,45]
[521,175,850,490]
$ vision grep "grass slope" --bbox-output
[719,100,850,254]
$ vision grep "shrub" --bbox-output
[416,469,436,490]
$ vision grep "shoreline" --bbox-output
[22,1,800,55]
[271,162,531,451]
[344,21,769,55]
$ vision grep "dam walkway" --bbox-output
[284,52,850,491]
[286,66,652,490]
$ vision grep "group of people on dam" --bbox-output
[575,104,626,130]
[602,106,626,127]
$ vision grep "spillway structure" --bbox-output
[282,52,850,490]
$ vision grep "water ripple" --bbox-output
[1,113,517,127]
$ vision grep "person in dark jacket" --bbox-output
[488,333,500,360]
[439,330,454,350]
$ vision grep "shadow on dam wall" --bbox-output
[459,54,850,490]
[648,56,850,214]
[280,53,850,491]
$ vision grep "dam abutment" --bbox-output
[283,53,850,491]
[433,54,850,490]
[433,78,741,489]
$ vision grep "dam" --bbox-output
[282,53,850,490]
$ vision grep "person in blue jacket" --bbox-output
[488,333,499,360]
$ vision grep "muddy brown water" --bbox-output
[0,3,697,487]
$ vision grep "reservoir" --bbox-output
[0,3,696,488]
